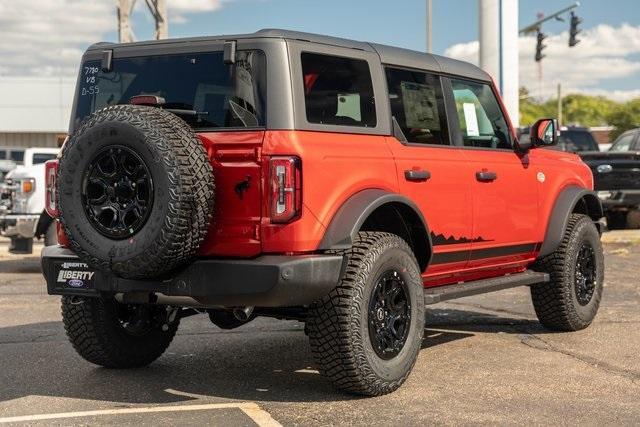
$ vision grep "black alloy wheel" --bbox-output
[82,145,153,239]
[530,214,604,332]
[306,232,425,396]
[368,269,412,360]
[575,241,597,306]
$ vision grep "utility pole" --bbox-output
[557,83,563,127]
[426,0,432,53]
[117,0,135,43]
[147,0,168,40]
[117,0,168,43]
[479,0,519,127]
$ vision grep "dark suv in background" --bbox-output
[558,127,600,152]
[582,128,640,229]
[518,126,599,153]
[519,126,640,229]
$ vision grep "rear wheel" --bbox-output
[306,232,425,396]
[62,296,179,368]
[531,214,604,331]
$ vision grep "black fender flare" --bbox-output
[318,189,432,260]
[538,185,604,257]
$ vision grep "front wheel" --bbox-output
[306,232,425,396]
[531,214,604,331]
[62,296,179,368]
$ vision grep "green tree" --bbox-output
[562,94,615,127]
[607,99,640,140]
[519,87,639,136]
[519,87,554,126]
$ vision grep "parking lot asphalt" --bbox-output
[0,233,638,426]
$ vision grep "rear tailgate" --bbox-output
[197,131,264,257]
[580,151,640,191]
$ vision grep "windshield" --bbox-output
[559,130,599,152]
[74,50,266,130]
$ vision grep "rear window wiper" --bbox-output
[164,109,219,127]
[164,108,209,117]
[129,96,213,124]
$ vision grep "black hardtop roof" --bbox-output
[88,28,490,82]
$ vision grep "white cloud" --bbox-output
[0,0,113,77]
[444,24,640,102]
[0,0,239,78]
[168,0,226,12]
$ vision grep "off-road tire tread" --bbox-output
[306,232,423,396]
[59,105,214,278]
[531,214,603,331]
[61,296,178,368]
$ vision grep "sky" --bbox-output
[0,0,639,101]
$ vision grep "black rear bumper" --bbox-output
[41,246,344,307]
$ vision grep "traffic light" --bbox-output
[535,30,547,62]
[569,11,582,47]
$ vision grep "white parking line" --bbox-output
[0,402,282,426]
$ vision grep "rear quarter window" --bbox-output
[301,53,376,128]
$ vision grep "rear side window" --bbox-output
[385,67,448,145]
[301,53,376,128]
[451,79,512,149]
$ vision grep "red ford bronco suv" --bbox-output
[42,30,605,396]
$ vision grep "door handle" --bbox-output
[476,171,497,182]
[404,169,431,181]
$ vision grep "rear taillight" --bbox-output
[45,160,59,218]
[269,156,301,223]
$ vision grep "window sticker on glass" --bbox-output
[463,103,480,137]
[336,93,362,122]
[400,81,440,130]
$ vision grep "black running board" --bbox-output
[424,270,549,305]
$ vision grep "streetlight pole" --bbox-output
[557,83,563,128]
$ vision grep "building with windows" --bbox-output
[0,77,74,161]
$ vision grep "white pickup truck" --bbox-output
[0,148,59,253]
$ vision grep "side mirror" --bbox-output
[516,119,558,153]
[530,118,558,147]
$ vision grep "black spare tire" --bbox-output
[58,105,215,278]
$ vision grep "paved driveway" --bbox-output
[0,233,638,425]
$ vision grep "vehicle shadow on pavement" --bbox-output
[0,320,353,404]
[423,307,550,339]
[0,307,550,405]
